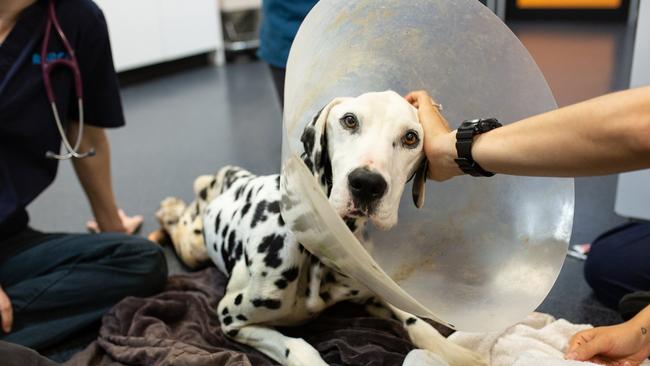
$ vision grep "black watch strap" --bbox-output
[454,118,502,177]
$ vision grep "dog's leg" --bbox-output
[365,300,486,366]
[218,262,328,366]
[223,323,327,366]
[156,197,208,269]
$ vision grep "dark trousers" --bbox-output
[268,65,286,110]
[584,222,650,309]
[0,232,167,351]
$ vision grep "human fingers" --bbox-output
[566,330,612,362]
[0,286,13,333]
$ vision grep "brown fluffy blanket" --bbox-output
[65,267,425,366]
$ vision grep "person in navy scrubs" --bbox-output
[258,0,318,108]
[0,0,167,358]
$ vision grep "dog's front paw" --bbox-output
[156,197,186,230]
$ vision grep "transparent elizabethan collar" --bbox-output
[280,0,574,332]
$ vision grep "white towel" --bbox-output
[444,312,650,366]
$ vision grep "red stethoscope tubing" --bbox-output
[41,0,94,159]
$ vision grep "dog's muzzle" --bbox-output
[348,167,387,212]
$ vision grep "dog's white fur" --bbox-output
[156,91,485,366]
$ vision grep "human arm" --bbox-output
[68,123,142,234]
[565,305,650,365]
[406,86,650,181]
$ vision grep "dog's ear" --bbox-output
[301,98,345,197]
[411,157,428,209]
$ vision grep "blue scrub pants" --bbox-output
[0,232,167,351]
[584,222,650,310]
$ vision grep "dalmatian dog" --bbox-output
[154,91,485,366]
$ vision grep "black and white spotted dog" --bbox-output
[155,91,485,366]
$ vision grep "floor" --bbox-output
[27,19,638,355]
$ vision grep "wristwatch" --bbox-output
[454,118,502,177]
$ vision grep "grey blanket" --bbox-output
[65,267,429,366]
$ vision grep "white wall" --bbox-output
[94,0,224,72]
[615,0,650,220]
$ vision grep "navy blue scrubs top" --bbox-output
[0,0,124,253]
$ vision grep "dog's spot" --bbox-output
[267,201,280,214]
[278,215,285,226]
[251,200,268,228]
[234,294,243,305]
[257,234,284,268]
[262,271,267,277]
[282,266,299,282]
[214,212,222,234]
[228,231,237,253]
[275,279,288,289]
[193,229,202,235]
[251,298,282,309]
[319,292,331,302]
[406,317,418,326]
[285,349,290,358]
[227,329,239,337]
[231,209,238,220]
[236,314,248,321]
[241,202,252,217]
[222,307,229,315]
[276,176,281,190]
[234,241,243,261]
[245,189,253,203]
[199,187,208,201]
[223,316,233,326]
[210,178,216,188]
[221,224,229,239]
[244,251,251,267]
[234,185,245,200]
[221,245,234,273]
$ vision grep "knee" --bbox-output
[584,247,604,290]
[584,242,612,293]
[129,240,168,296]
[105,236,168,297]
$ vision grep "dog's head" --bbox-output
[301,90,427,231]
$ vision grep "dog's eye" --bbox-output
[402,130,419,147]
[340,114,359,130]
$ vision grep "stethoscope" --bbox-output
[42,0,94,159]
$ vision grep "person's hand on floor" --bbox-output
[405,90,461,182]
[566,306,650,366]
[0,285,13,333]
[86,209,143,235]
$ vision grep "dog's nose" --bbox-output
[348,168,387,203]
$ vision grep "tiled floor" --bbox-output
[29,20,637,353]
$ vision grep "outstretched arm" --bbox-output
[566,305,650,365]
[406,86,650,181]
